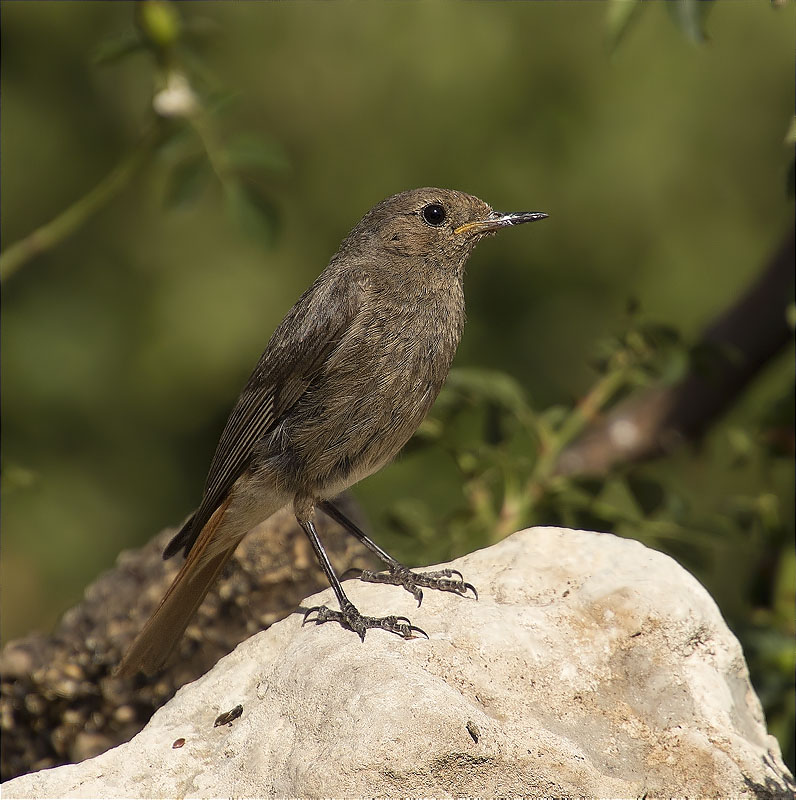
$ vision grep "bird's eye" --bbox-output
[421,203,447,227]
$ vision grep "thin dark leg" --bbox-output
[297,515,353,610]
[297,515,427,641]
[318,500,402,568]
[318,500,478,605]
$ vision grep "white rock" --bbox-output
[3,527,793,798]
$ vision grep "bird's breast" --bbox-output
[264,285,465,499]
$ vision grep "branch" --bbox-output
[555,229,795,476]
[0,124,162,282]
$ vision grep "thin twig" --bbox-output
[0,124,162,282]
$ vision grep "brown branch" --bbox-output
[555,229,795,477]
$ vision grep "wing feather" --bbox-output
[165,269,366,557]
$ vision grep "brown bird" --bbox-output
[117,188,547,677]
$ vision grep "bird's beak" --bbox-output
[454,210,548,236]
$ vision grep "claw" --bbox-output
[359,566,478,603]
[300,603,426,642]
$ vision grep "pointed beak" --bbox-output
[454,210,548,237]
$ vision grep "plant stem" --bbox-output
[529,365,633,490]
[0,124,162,282]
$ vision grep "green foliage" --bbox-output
[390,310,756,545]
[607,0,714,52]
[665,0,714,45]
[137,0,181,50]
[222,180,279,246]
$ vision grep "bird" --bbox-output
[117,187,547,677]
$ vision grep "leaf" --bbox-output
[725,427,755,466]
[384,499,436,546]
[771,546,795,631]
[1,462,37,492]
[136,0,181,49]
[225,133,290,172]
[666,0,714,45]
[204,90,242,117]
[596,475,644,522]
[632,321,688,382]
[535,404,569,439]
[163,155,210,209]
[785,301,795,332]
[92,30,146,66]
[223,180,278,245]
[626,475,666,515]
[411,416,444,444]
[636,322,682,350]
[567,476,606,499]
[443,368,531,418]
[154,122,201,163]
[655,345,690,385]
[784,116,796,147]
[606,0,645,53]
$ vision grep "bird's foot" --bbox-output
[302,601,428,641]
[359,566,478,606]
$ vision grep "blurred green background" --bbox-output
[1,0,793,762]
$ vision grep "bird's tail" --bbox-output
[116,495,240,677]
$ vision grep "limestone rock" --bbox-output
[3,528,793,798]
[0,501,373,781]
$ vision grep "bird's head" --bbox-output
[342,187,547,276]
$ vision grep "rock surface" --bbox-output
[0,500,374,781]
[3,527,793,799]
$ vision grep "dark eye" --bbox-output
[421,203,447,227]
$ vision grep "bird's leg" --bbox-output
[318,500,478,606]
[297,513,427,641]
